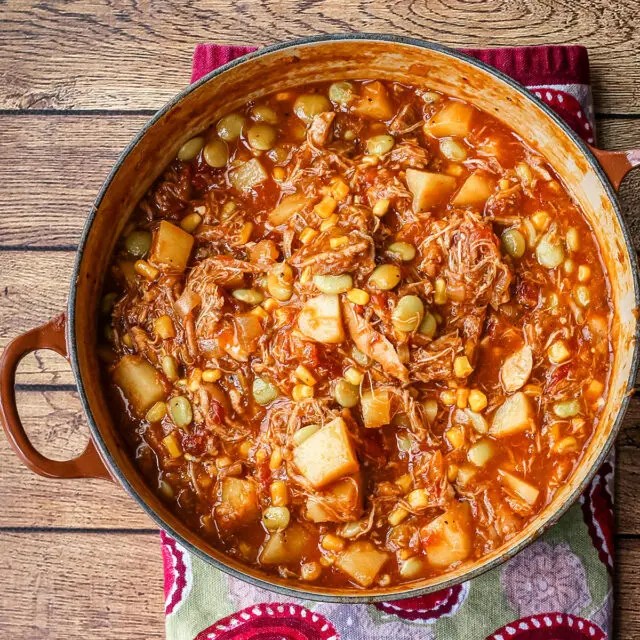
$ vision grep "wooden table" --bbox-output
[1,1,638,638]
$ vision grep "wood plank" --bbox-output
[0,529,637,639]
[1,390,152,529]
[617,538,640,640]
[1,1,639,114]
[0,115,638,249]
[3,387,640,534]
[0,531,163,639]
[1,250,75,385]
[0,113,148,249]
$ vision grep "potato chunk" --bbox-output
[229,158,268,191]
[406,169,457,212]
[298,293,345,344]
[150,220,194,273]
[452,170,496,207]
[420,501,472,569]
[293,417,359,489]
[489,392,534,438]
[335,541,390,587]
[360,389,391,428]
[112,355,165,415]
[216,477,259,529]
[268,192,310,226]
[260,523,315,565]
[499,470,540,506]
[354,81,394,121]
[306,474,363,523]
[500,345,533,393]
[426,102,475,138]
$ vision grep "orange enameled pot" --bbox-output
[1,35,639,602]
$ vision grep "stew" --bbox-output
[100,79,612,589]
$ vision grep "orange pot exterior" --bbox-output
[1,35,638,602]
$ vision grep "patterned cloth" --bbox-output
[161,44,613,640]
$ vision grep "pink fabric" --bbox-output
[159,43,612,640]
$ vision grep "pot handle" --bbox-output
[590,146,640,191]
[0,313,112,481]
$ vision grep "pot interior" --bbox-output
[70,36,639,600]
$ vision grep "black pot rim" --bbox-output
[67,33,640,604]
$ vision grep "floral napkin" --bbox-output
[160,44,612,640]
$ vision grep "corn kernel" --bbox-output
[270,480,289,506]
[330,236,349,249]
[344,367,364,386]
[548,340,570,364]
[295,365,317,386]
[347,288,370,305]
[221,200,237,218]
[237,222,253,245]
[292,384,314,402]
[188,367,202,391]
[216,455,232,469]
[321,534,346,552]
[122,333,133,348]
[300,266,312,285]
[249,306,269,320]
[154,315,176,339]
[468,389,488,412]
[134,259,159,281]
[531,210,550,231]
[269,447,282,470]
[578,265,591,282]
[445,425,466,449]
[395,473,413,493]
[554,436,579,453]
[407,489,429,510]
[238,439,252,459]
[456,387,469,409]
[444,163,464,177]
[180,212,202,233]
[299,227,318,245]
[319,555,334,567]
[499,178,511,190]
[320,214,339,231]
[388,507,409,526]
[564,259,575,274]
[330,177,350,200]
[566,227,580,252]
[454,355,473,378]
[202,368,222,383]
[146,401,167,423]
[434,277,447,304]
[440,389,456,405]
[361,155,379,166]
[256,448,268,464]
[162,431,182,458]
[314,195,337,219]
[447,464,459,482]
[372,198,390,217]
[262,298,279,312]
[586,379,604,399]
[273,167,286,181]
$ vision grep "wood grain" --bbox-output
[0,115,638,250]
[0,531,163,640]
[0,528,639,639]
[1,1,639,113]
[1,3,640,636]
[2,388,639,533]
[0,390,152,530]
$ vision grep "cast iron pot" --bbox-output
[1,35,639,602]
